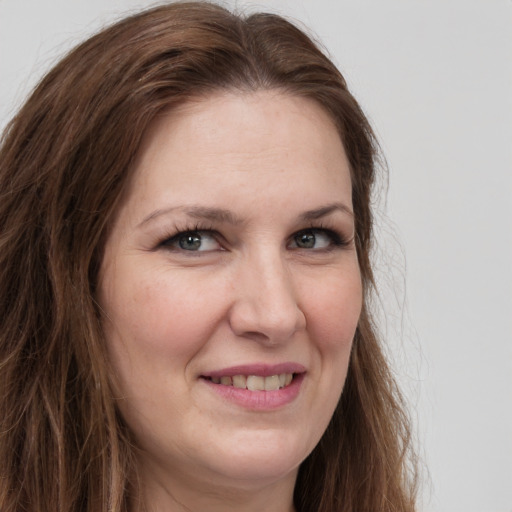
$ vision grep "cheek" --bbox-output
[296,270,362,448]
[103,267,224,364]
[303,270,362,351]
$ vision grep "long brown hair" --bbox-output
[0,2,417,511]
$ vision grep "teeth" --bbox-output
[246,375,265,391]
[209,373,294,390]
[264,375,280,391]
[232,375,246,388]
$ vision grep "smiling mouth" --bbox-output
[204,373,295,391]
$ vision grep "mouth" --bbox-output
[203,373,295,391]
[200,365,305,409]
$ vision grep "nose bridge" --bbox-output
[229,246,306,343]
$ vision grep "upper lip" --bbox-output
[202,363,306,378]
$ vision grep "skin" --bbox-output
[98,91,362,512]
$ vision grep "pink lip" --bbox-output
[200,363,306,410]
[202,362,306,378]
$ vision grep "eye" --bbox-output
[289,228,344,250]
[162,230,221,252]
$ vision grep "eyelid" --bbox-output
[288,226,351,250]
[159,228,224,252]
[155,222,352,254]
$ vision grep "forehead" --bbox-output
[118,90,352,223]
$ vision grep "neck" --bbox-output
[133,457,298,512]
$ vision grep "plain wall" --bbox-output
[1,1,511,511]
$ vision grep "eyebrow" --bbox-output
[138,206,244,228]
[299,202,354,221]
[138,202,353,228]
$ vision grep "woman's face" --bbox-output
[99,91,362,501]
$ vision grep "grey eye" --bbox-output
[178,233,202,251]
[165,231,220,252]
[291,229,333,250]
[294,231,316,249]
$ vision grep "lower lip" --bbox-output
[202,373,305,410]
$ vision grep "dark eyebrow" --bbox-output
[299,202,354,221]
[138,205,244,228]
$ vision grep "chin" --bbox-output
[199,428,312,486]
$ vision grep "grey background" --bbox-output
[1,1,511,510]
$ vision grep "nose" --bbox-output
[228,252,306,345]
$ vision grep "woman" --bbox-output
[0,2,417,511]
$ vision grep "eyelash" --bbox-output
[157,223,351,253]
[158,222,218,250]
[304,225,350,248]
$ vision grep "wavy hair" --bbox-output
[0,2,417,511]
